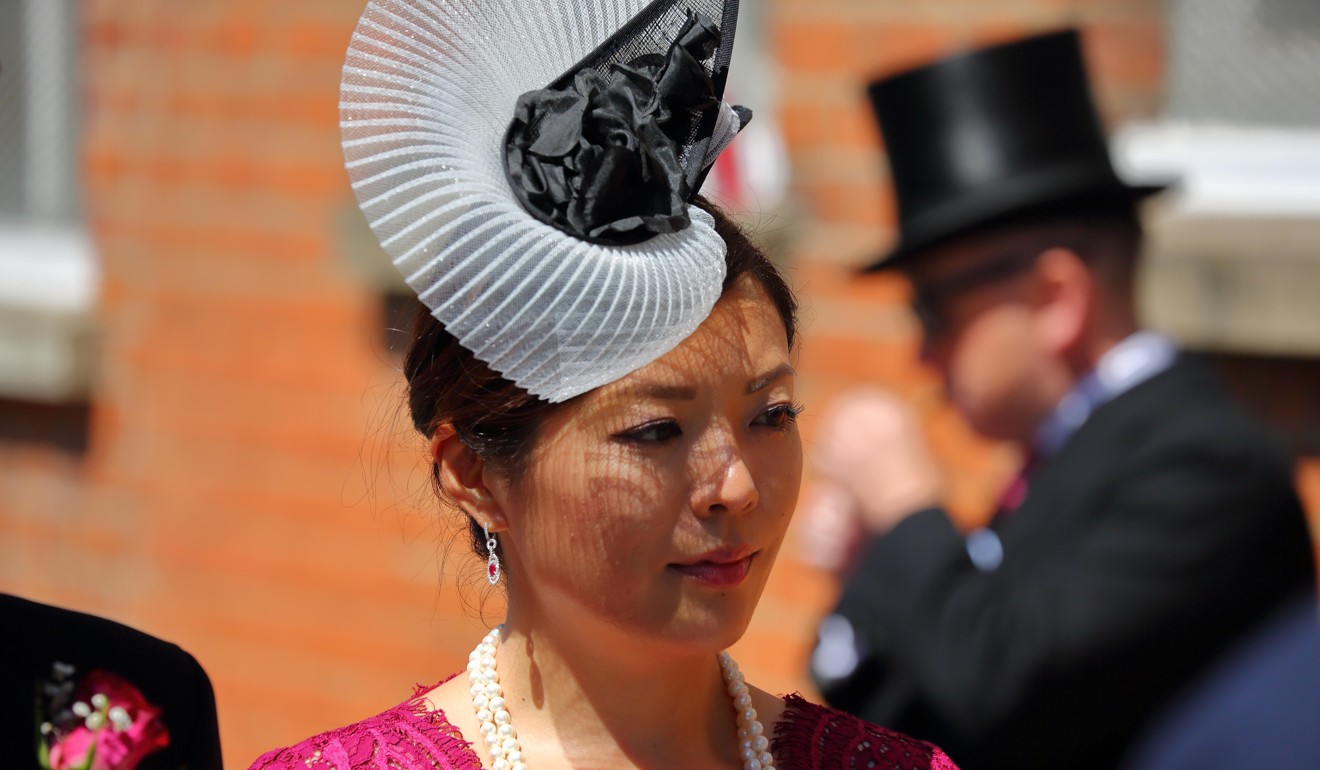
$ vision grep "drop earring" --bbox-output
[484,522,500,585]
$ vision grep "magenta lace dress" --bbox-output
[250,682,957,770]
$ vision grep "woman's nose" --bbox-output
[694,434,758,517]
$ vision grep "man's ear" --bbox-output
[430,424,509,532]
[1031,247,1092,357]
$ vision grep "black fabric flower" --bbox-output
[504,12,724,245]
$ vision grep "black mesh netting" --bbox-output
[502,0,743,245]
[545,0,738,167]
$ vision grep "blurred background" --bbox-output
[3,0,1318,763]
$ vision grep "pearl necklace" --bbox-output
[467,627,777,770]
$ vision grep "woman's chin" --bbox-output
[662,598,760,653]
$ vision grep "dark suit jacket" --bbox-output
[1120,591,1320,770]
[815,357,1316,770]
[1,594,223,770]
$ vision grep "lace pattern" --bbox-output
[248,686,958,770]
[248,680,480,770]
[774,693,959,770]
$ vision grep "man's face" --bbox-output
[905,230,1049,443]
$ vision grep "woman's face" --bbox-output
[493,274,802,656]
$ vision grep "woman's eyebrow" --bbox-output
[642,384,698,400]
[629,363,794,400]
[747,363,795,394]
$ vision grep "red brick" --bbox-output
[212,21,261,56]
[85,20,125,48]
[773,21,951,79]
[779,100,882,151]
[285,23,355,60]
[1298,459,1320,557]
[798,335,920,389]
[851,23,953,81]
[1081,21,1166,89]
[968,21,1039,50]
[771,21,853,73]
[793,260,912,306]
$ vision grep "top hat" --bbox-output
[862,28,1167,272]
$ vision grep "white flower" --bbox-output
[108,706,132,731]
[90,693,109,710]
[72,701,91,718]
[85,710,105,730]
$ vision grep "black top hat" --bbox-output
[863,28,1167,272]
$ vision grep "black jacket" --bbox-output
[1,594,223,770]
[1120,590,1320,770]
[815,358,1315,770]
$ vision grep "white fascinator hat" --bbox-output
[340,0,752,402]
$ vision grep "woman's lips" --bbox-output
[670,550,756,588]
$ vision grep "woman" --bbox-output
[253,0,957,767]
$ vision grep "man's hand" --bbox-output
[794,481,869,573]
[808,388,943,536]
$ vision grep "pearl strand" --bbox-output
[719,651,777,770]
[467,627,526,770]
[467,628,776,770]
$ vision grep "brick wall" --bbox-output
[1,0,1315,764]
[5,1,462,761]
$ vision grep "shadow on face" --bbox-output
[493,274,804,656]
[904,228,1063,442]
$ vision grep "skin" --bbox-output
[910,226,1137,446]
[802,225,1140,555]
[425,274,802,770]
[909,229,1077,445]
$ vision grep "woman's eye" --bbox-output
[614,419,683,444]
[755,402,804,431]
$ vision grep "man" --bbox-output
[805,29,1316,770]
[1,593,223,770]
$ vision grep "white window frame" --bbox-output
[1105,0,1320,357]
[1114,121,1320,218]
[0,0,98,403]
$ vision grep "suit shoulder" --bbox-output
[1114,359,1289,462]
[773,693,960,770]
[2,593,202,672]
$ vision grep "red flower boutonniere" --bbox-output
[37,663,171,770]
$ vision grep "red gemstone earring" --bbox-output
[484,523,500,585]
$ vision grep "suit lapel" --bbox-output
[992,359,1215,566]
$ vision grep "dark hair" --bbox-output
[403,198,797,557]
[986,198,1144,288]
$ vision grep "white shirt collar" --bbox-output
[1035,330,1179,456]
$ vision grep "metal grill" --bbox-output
[0,2,28,218]
[1167,0,1320,127]
[0,0,80,224]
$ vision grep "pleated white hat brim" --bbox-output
[340,0,733,402]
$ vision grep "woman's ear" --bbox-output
[430,423,509,532]
[1031,247,1092,358]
